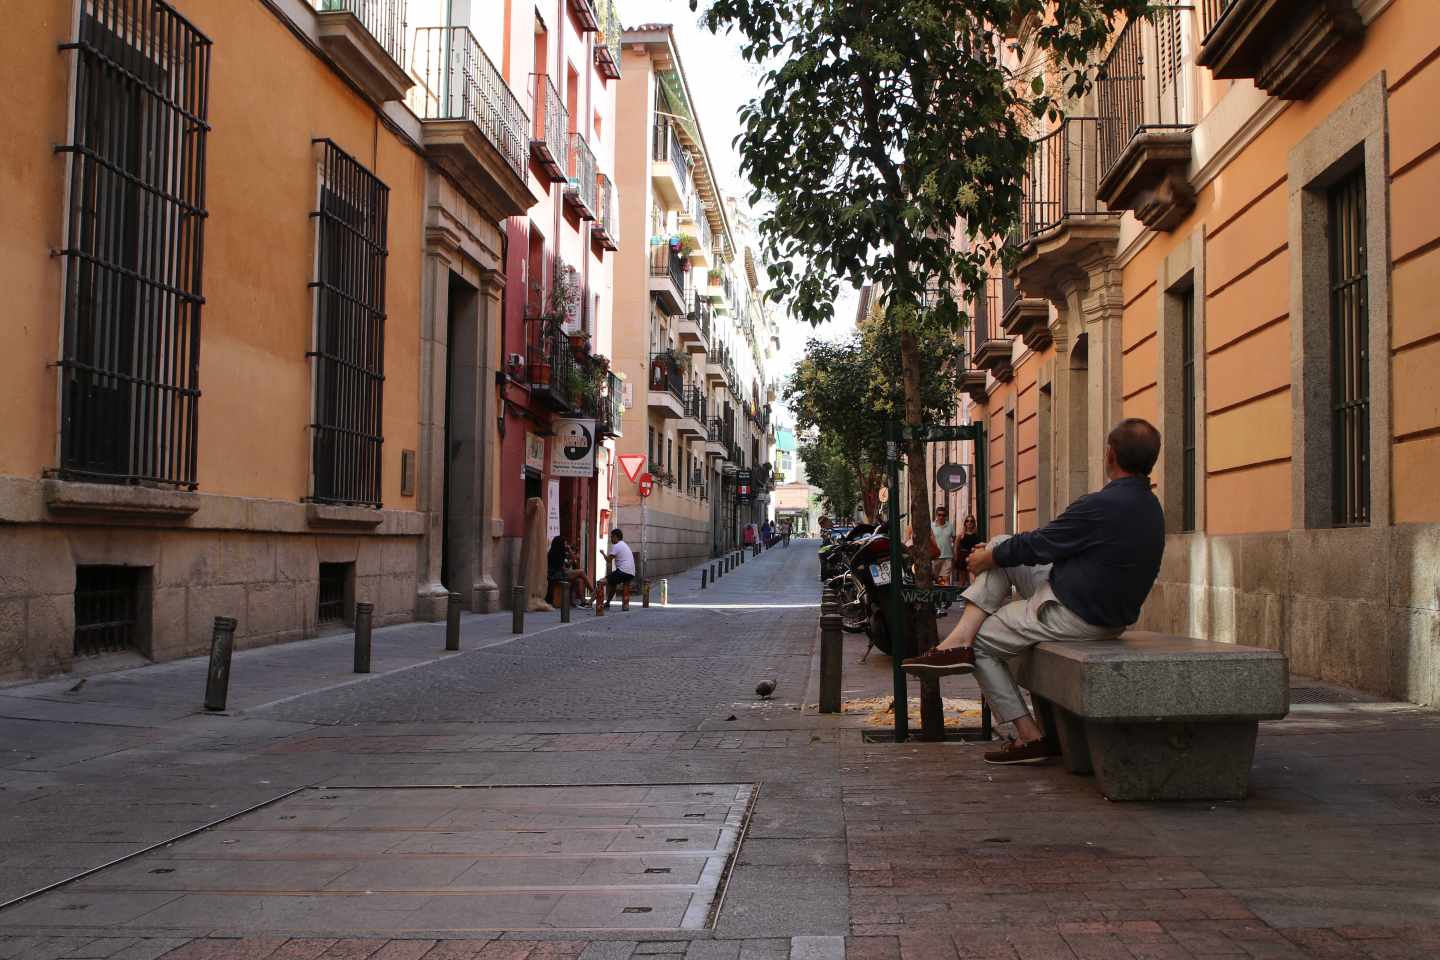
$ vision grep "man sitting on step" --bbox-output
[903,418,1166,766]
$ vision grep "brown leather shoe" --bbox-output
[901,645,976,674]
[983,738,1061,766]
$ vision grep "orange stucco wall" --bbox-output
[1,1,424,509]
[978,0,1440,535]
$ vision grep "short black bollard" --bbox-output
[701,568,708,589]
[353,602,373,674]
[819,612,843,713]
[560,581,571,623]
[918,674,945,741]
[511,586,526,633]
[446,592,462,651]
[711,562,718,581]
[203,616,237,711]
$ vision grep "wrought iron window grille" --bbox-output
[307,138,390,509]
[1328,168,1369,527]
[55,2,212,488]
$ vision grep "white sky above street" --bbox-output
[622,0,859,423]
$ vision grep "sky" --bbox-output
[622,0,859,420]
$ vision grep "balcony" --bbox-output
[649,244,688,315]
[596,371,624,438]
[593,0,622,79]
[971,276,1013,381]
[705,268,732,313]
[652,116,693,209]
[960,369,989,403]
[564,131,598,219]
[524,318,582,412]
[569,0,600,32]
[647,352,686,418]
[1095,6,1197,232]
[704,345,728,386]
[1196,0,1363,100]
[978,262,1046,352]
[529,73,568,183]
[1013,117,1121,300]
[676,293,711,353]
[705,418,730,459]
[592,173,619,250]
[412,27,537,218]
[678,388,708,438]
[679,195,713,270]
[312,0,411,103]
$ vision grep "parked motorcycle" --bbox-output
[827,532,951,658]
[817,523,873,581]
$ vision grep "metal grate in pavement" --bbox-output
[0,783,757,935]
[1288,686,1382,705]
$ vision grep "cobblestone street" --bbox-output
[4,543,1440,959]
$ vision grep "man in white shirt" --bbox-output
[930,505,957,585]
[604,528,637,609]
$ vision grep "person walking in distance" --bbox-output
[930,504,957,586]
[955,514,983,587]
[603,528,637,610]
[902,420,1166,766]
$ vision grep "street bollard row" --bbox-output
[819,588,842,714]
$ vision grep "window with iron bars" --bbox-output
[308,139,390,508]
[56,3,212,488]
[1328,168,1369,527]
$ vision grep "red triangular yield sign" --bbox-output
[618,454,646,482]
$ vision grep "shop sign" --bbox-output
[525,432,546,472]
[551,418,597,477]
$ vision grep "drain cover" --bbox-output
[1288,686,1380,705]
[0,784,756,934]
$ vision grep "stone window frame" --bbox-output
[1288,74,1392,530]
[1156,229,1207,535]
[1003,398,1018,533]
[1036,366,1054,527]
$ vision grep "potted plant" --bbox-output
[529,354,553,387]
[677,233,700,256]
[567,328,591,353]
[707,268,723,286]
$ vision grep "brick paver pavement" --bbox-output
[4,541,1440,958]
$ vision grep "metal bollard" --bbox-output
[354,602,373,674]
[918,674,945,742]
[642,580,651,608]
[446,592,462,651]
[701,568,708,589]
[560,581,571,623]
[511,586,526,633]
[203,616,237,711]
[659,579,668,606]
[595,582,606,616]
[711,562,718,581]
[819,612,843,713]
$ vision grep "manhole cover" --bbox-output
[0,784,756,934]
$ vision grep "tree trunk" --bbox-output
[900,330,939,652]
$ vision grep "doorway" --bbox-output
[442,273,481,594]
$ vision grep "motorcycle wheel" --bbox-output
[867,608,893,657]
[836,575,869,634]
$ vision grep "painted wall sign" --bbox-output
[550,418,597,477]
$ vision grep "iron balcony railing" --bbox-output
[566,131,597,218]
[598,371,623,437]
[974,270,1019,342]
[1020,117,1113,243]
[315,0,406,66]
[689,292,712,344]
[653,116,693,198]
[412,26,528,180]
[1096,6,1194,183]
[1198,0,1232,40]
[528,72,567,180]
[649,352,685,402]
[594,0,622,79]
[525,318,580,410]
[684,387,707,423]
[594,172,618,247]
[650,242,687,293]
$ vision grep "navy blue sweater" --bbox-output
[992,475,1165,628]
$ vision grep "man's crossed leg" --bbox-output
[905,535,1121,764]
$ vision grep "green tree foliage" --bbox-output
[695,0,1145,644]
[798,434,863,520]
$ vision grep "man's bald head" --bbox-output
[1106,419,1161,477]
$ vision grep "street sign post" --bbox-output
[638,473,654,497]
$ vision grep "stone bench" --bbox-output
[1013,631,1289,801]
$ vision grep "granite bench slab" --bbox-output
[1014,631,1289,802]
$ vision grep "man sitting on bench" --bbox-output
[903,419,1166,766]
[603,528,637,610]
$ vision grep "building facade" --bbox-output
[0,0,631,678]
[610,25,780,578]
[962,0,1440,704]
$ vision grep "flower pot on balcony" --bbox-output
[568,332,590,353]
[529,360,553,387]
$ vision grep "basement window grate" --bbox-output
[318,562,350,624]
[73,566,142,657]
